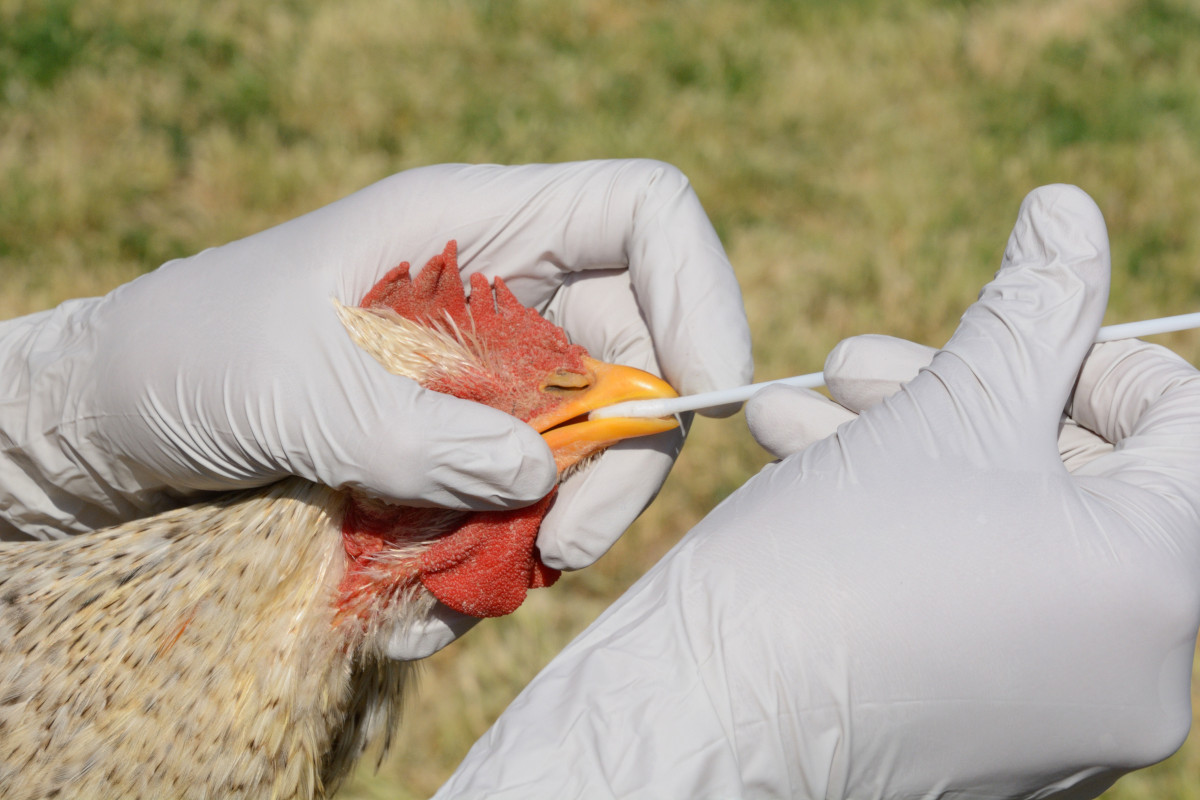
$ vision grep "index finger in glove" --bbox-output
[88,269,559,511]
[744,334,937,460]
[317,332,561,510]
[744,385,855,459]
[918,184,1110,460]
[1069,339,1200,518]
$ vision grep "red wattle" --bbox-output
[418,493,560,618]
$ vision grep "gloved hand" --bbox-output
[434,184,1200,799]
[0,159,752,658]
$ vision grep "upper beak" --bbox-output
[528,356,680,472]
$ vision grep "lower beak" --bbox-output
[530,357,680,472]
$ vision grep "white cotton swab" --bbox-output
[589,311,1200,420]
[1091,311,1200,342]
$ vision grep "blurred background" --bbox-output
[2,0,1199,796]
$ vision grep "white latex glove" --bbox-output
[0,160,752,658]
[435,184,1200,799]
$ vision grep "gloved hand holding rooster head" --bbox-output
[0,159,754,658]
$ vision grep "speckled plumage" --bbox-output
[0,480,413,799]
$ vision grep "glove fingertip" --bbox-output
[746,385,854,459]
[430,415,558,507]
[342,393,557,511]
[536,503,626,570]
[383,603,481,661]
[824,335,936,413]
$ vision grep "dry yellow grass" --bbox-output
[3,0,1199,796]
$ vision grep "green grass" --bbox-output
[3,0,1200,796]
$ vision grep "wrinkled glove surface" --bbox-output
[435,185,1200,798]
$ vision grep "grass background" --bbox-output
[3,0,1200,796]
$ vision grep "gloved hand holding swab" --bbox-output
[590,311,1200,420]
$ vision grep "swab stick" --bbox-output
[590,312,1200,420]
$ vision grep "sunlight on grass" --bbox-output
[3,0,1199,797]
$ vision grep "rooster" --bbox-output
[0,242,679,800]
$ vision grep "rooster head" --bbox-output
[333,241,679,621]
[338,240,679,473]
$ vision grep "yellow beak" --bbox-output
[528,356,680,472]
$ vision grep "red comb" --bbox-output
[361,241,577,372]
[361,241,472,332]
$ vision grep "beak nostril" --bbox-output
[542,368,591,393]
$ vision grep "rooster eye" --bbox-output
[542,368,591,394]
